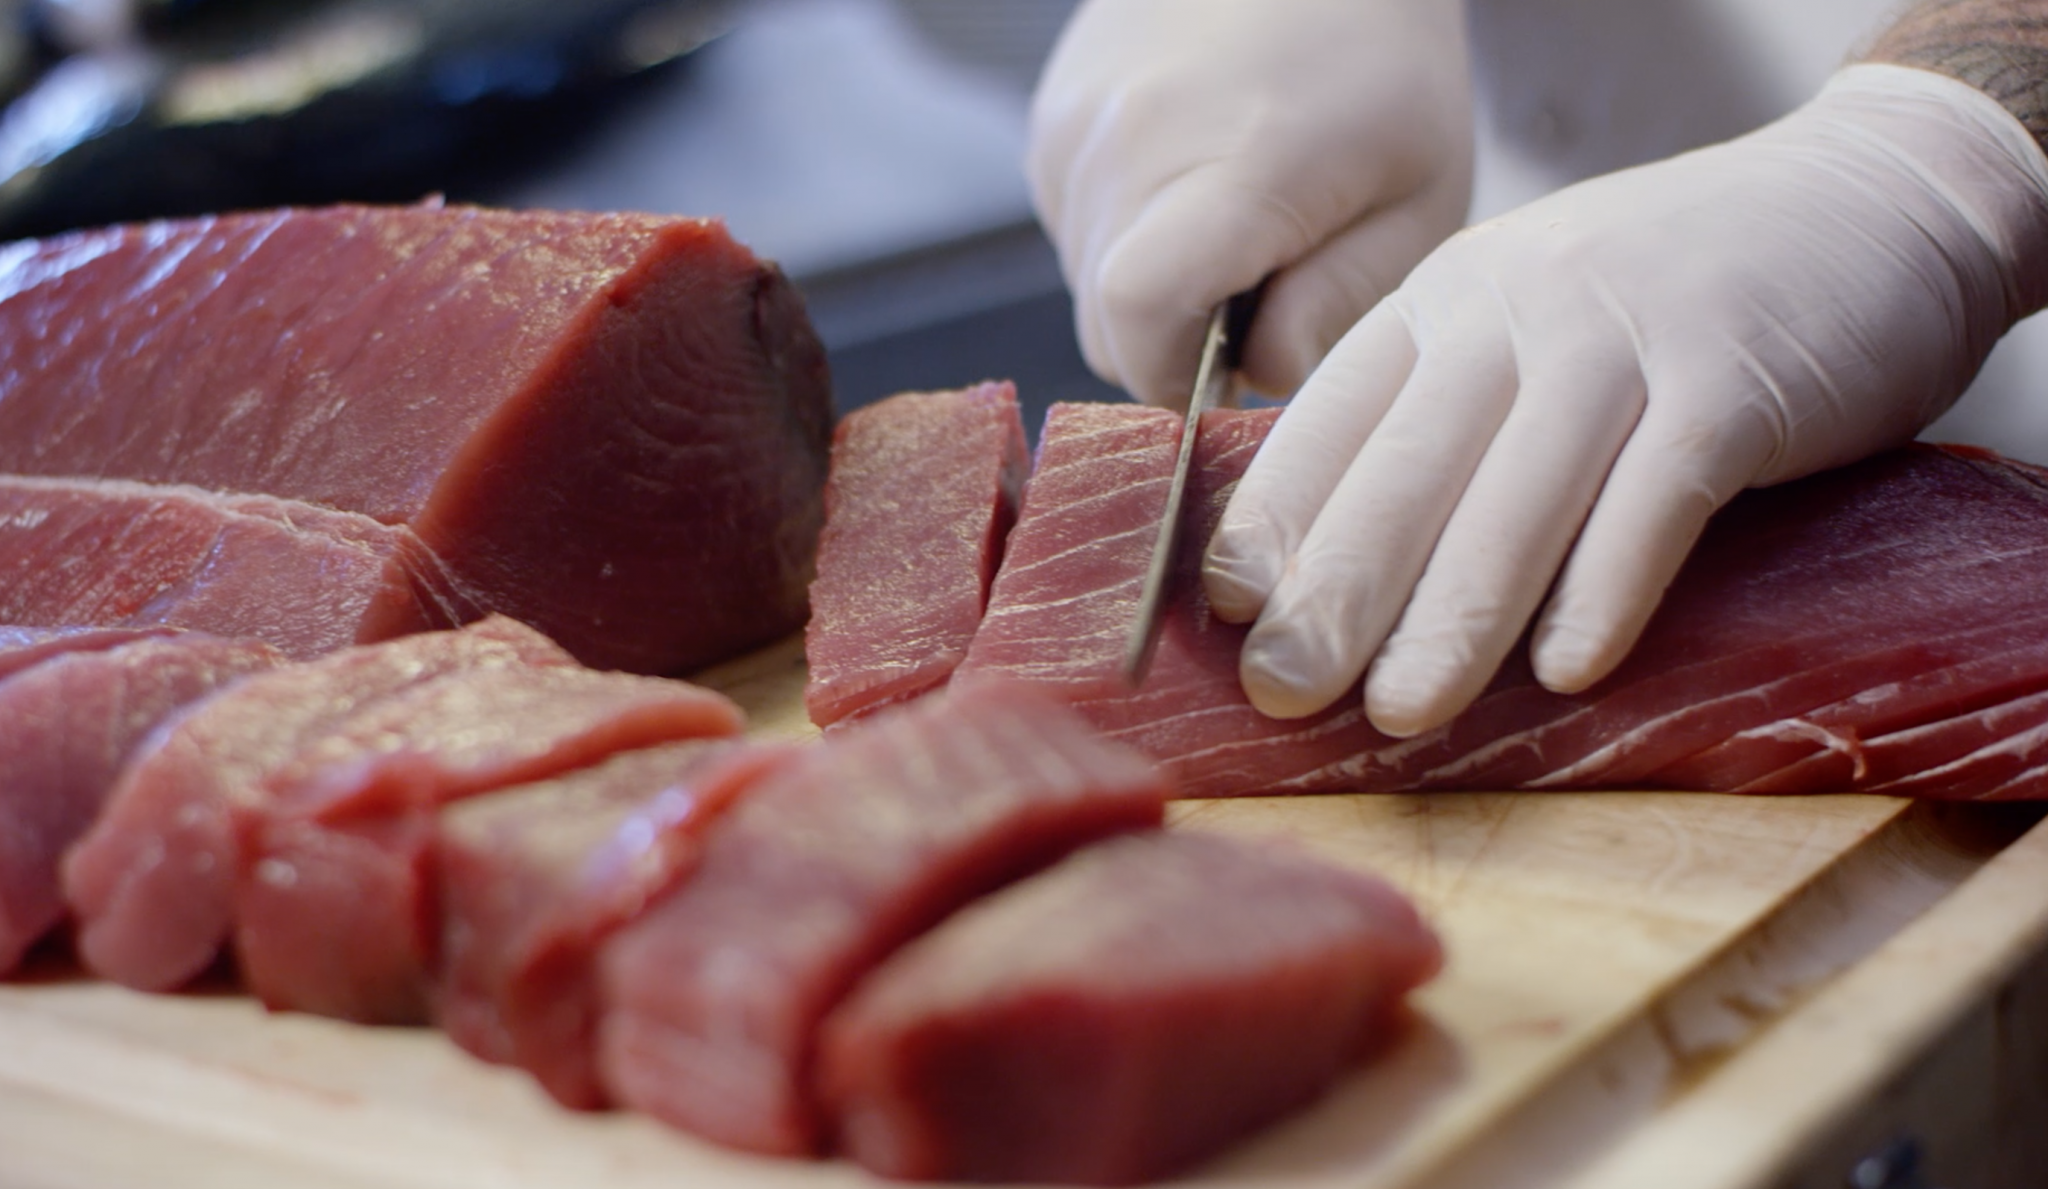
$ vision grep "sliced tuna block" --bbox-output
[435,740,793,1108]
[0,202,834,673]
[805,382,1029,728]
[598,680,1172,1157]
[819,830,1442,1185]
[0,475,465,660]
[955,403,2048,799]
[238,667,745,1024]
[0,625,181,680]
[956,402,1183,698]
[64,616,575,992]
[0,634,282,971]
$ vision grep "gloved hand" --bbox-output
[1203,64,2048,735]
[1026,0,1473,408]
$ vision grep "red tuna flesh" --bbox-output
[64,616,575,992]
[237,666,745,1024]
[0,203,833,673]
[0,635,282,971]
[0,475,464,660]
[805,382,1029,728]
[957,402,1182,697]
[0,625,182,680]
[818,830,1441,1185]
[435,740,793,1109]
[958,405,2048,799]
[597,680,1172,1157]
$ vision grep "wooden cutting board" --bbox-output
[4,636,2047,1189]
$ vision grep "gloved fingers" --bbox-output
[1022,76,1086,252]
[1204,305,1417,624]
[1530,396,1783,695]
[1082,167,1323,407]
[1239,177,1471,398]
[1022,0,1172,249]
[1362,346,1646,737]
[1237,320,1518,719]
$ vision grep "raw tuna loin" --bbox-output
[956,402,1185,699]
[235,665,745,1024]
[0,475,464,660]
[819,829,1442,1185]
[435,740,791,1108]
[952,404,2048,800]
[805,382,1029,728]
[0,635,282,971]
[598,680,1172,1157]
[64,616,576,993]
[0,202,834,673]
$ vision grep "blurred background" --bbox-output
[6,0,2047,460]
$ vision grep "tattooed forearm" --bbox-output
[1863,1,2048,149]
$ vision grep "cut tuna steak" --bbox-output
[435,740,791,1108]
[956,406,2048,800]
[818,830,1441,1186]
[0,635,282,971]
[956,402,1183,698]
[0,202,834,673]
[597,680,1172,1157]
[64,616,576,992]
[0,475,465,660]
[805,382,1029,728]
[236,666,745,1024]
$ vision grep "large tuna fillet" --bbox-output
[805,382,1029,727]
[597,681,1172,1157]
[955,406,2048,799]
[0,475,463,660]
[435,740,789,1108]
[0,634,282,971]
[818,830,1442,1185]
[237,666,745,1024]
[64,616,576,992]
[0,202,834,673]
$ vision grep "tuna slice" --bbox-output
[0,202,834,673]
[237,666,745,1024]
[64,616,576,993]
[956,405,2048,800]
[0,635,282,971]
[0,625,182,680]
[597,680,1172,1157]
[818,830,1442,1185]
[804,382,1029,728]
[435,740,793,1109]
[0,475,464,660]
[956,402,1183,698]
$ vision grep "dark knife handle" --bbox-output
[1219,283,1264,372]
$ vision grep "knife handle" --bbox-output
[1219,284,1264,372]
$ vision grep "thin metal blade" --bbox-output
[1119,298,1239,687]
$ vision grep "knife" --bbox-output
[1120,286,1263,687]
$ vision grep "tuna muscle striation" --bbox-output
[805,382,1029,728]
[818,830,1442,1185]
[0,203,834,673]
[1,635,282,970]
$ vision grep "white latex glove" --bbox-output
[1027,0,1473,407]
[1204,64,2048,735]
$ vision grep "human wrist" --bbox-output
[1808,62,2048,324]
[1859,0,2048,154]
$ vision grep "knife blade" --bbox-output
[1120,287,1262,687]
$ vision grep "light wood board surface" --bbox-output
[1,636,2042,1189]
